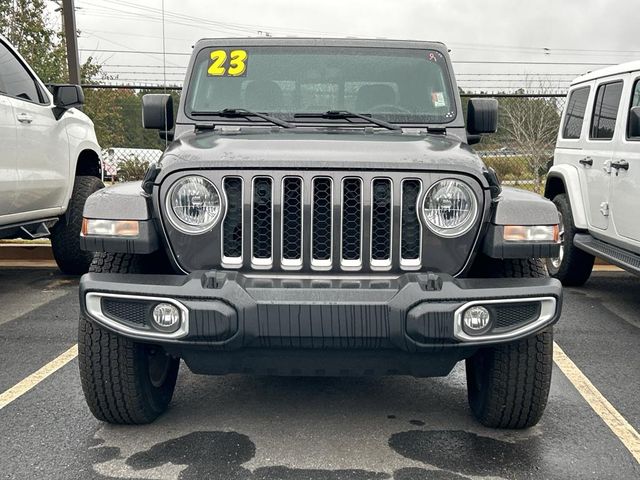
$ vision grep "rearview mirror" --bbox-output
[629,106,640,138]
[142,94,174,134]
[466,98,498,135]
[51,84,84,109]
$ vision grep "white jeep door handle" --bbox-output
[17,112,33,124]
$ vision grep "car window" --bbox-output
[590,80,623,140]
[632,79,640,108]
[629,79,640,140]
[0,42,42,104]
[562,86,590,139]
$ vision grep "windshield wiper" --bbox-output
[294,110,401,131]
[191,108,295,129]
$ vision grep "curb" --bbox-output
[0,244,54,261]
[0,242,622,272]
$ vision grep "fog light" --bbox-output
[463,306,491,335]
[152,303,181,332]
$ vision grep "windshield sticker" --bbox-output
[432,91,446,108]
[207,49,248,77]
[427,51,444,63]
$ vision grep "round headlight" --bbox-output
[423,179,478,237]
[166,176,221,234]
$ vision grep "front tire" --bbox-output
[545,194,594,286]
[466,258,554,429]
[51,176,104,275]
[78,252,180,424]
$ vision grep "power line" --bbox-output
[82,49,621,67]
[101,64,187,69]
[78,48,191,55]
[93,0,354,37]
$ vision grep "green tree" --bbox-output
[0,0,68,83]
[1,2,181,150]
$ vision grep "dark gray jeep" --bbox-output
[78,38,563,428]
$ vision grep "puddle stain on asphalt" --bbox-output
[125,431,387,480]
[392,469,469,480]
[388,429,544,479]
[94,430,477,480]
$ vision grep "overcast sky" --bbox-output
[58,0,639,92]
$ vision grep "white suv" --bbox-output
[545,60,640,285]
[0,35,103,274]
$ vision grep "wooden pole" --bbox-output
[62,0,81,84]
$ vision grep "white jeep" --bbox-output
[0,34,103,274]
[545,60,640,285]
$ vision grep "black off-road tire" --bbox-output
[466,258,554,429]
[51,176,104,275]
[545,194,594,286]
[78,252,180,424]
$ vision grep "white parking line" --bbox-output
[0,340,638,467]
[554,342,640,464]
[0,345,78,411]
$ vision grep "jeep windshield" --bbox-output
[184,46,457,126]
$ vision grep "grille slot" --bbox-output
[222,177,243,262]
[281,177,303,267]
[102,298,149,326]
[341,178,363,266]
[494,302,541,331]
[252,177,273,265]
[312,177,333,267]
[371,178,392,266]
[400,179,422,267]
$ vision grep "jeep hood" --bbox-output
[157,130,488,186]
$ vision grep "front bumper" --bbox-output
[80,271,562,377]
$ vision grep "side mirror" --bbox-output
[467,98,498,135]
[142,94,174,135]
[51,84,84,109]
[629,106,640,138]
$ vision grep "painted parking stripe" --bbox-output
[0,344,78,411]
[0,340,638,465]
[554,342,640,463]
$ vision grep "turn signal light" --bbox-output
[81,218,140,237]
[503,225,559,242]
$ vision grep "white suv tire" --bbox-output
[545,194,594,286]
[50,176,104,274]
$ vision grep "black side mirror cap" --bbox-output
[142,94,174,135]
[629,106,640,138]
[467,98,498,135]
[51,84,84,109]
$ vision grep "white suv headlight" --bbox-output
[423,179,478,237]
[166,176,221,234]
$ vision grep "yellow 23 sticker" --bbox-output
[208,49,248,77]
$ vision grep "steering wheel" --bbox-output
[367,104,412,114]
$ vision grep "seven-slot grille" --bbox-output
[220,174,423,271]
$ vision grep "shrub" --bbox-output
[481,156,528,181]
[117,157,150,182]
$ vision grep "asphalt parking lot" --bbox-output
[0,267,638,480]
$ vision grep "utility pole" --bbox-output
[61,0,81,84]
